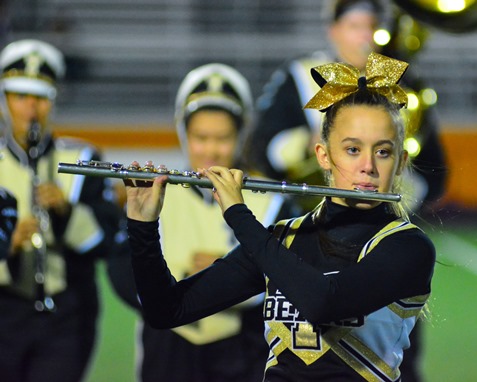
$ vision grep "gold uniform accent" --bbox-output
[304,52,409,112]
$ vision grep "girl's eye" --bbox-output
[376,148,390,157]
[346,147,359,155]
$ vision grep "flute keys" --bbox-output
[85,160,113,168]
[111,162,123,171]
[143,161,155,172]
[127,163,140,171]
[157,164,168,173]
[182,170,200,177]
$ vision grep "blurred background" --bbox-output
[2,1,477,381]
[2,0,477,125]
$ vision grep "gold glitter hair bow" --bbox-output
[304,52,409,112]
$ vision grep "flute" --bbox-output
[57,160,402,203]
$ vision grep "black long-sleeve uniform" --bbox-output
[108,187,299,382]
[0,187,17,260]
[129,199,435,381]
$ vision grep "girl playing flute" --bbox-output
[125,52,435,382]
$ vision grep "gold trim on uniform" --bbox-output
[333,334,401,382]
[388,294,429,319]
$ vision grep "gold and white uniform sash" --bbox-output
[0,138,103,297]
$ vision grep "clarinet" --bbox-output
[27,121,55,312]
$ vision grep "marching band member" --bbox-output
[0,39,117,382]
[126,52,435,382]
[107,63,298,382]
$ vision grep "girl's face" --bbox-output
[6,92,52,150]
[186,109,238,170]
[315,105,407,210]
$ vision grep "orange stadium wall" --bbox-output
[439,127,477,208]
[53,124,477,209]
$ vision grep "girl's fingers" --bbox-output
[207,166,231,183]
[229,169,244,187]
[198,166,245,213]
[152,176,168,197]
[202,167,226,189]
[206,166,242,185]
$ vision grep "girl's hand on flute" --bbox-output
[201,166,244,214]
[125,161,167,222]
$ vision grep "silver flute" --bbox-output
[57,160,402,203]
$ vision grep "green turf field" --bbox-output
[84,219,477,382]
[422,221,477,381]
[84,262,137,382]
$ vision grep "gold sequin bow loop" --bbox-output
[304,52,409,112]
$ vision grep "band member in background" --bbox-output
[125,52,435,382]
[107,63,298,382]
[0,39,118,382]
